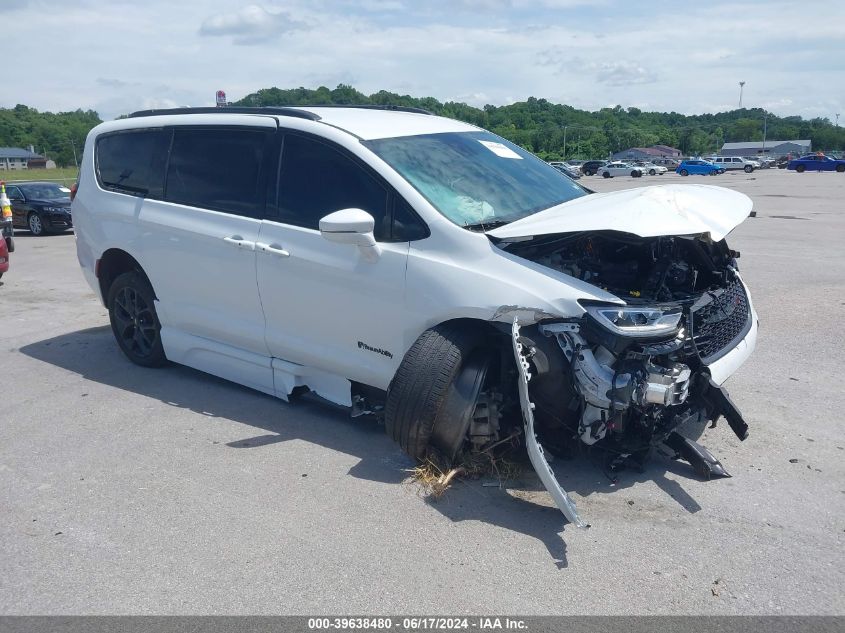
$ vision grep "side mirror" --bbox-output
[319,208,381,261]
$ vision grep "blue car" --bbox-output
[787,154,845,173]
[676,159,721,176]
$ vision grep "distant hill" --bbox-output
[0,105,100,168]
[235,84,844,159]
[2,87,841,167]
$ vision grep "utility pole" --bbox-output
[836,113,841,127]
[69,139,79,169]
[563,125,568,159]
[762,110,768,153]
[738,81,745,109]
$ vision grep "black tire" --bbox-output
[796,164,806,173]
[584,169,593,176]
[836,164,845,173]
[680,169,689,176]
[744,165,754,173]
[385,323,488,461]
[107,271,167,367]
[28,213,44,236]
[602,171,611,178]
[649,169,656,175]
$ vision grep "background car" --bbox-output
[676,159,721,176]
[548,162,582,179]
[636,162,667,175]
[707,156,757,173]
[580,160,607,176]
[787,154,845,173]
[599,162,643,178]
[6,181,73,235]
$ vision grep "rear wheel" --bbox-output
[796,164,806,173]
[649,169,656,175]
[602,171,611,178]
[680,169,689,176]
[385,323,493,462]
[836,164,845,173]
[107,271,167,367]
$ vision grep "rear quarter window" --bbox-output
[96,129,170,197]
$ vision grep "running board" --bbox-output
[511,319,589,529]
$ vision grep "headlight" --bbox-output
[585,304,682,337]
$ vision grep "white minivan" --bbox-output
[74,106,758,526]
[709,156,758,173]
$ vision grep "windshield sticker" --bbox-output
[59,187,71,193]
[478,140,522,159]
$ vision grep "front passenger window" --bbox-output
[276,134,389,240]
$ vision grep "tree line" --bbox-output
[2,86,842,166]
[0,104,99,168]
[235,85,844,159]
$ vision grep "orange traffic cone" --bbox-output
[0,182,11,221]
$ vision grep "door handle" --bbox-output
[256,242,291,258]
[223,235,256,250]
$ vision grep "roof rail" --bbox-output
[128,104,434,119]
[302,104,434,115]
[128,106,321,121]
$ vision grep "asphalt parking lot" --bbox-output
[1,168,843,615]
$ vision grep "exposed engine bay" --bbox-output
[474,231,756,527]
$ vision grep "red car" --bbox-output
[0,231,9,279]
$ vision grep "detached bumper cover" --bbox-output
[512,319,589,529]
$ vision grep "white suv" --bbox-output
[73,106,758,527]
[709,156,758,173]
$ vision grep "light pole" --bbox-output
[762,110,768,153]
[738,81,745,109]
[563,125,568,159]
[836,113,841,127]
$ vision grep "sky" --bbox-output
[6,0,843,122]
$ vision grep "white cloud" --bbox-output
[595,62,658,86]
[199,4,306,44]
[1,0,842,122]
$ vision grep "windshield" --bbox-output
[18,183,70,200]
[364,131,587,228]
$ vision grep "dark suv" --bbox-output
[7,181,73,235]
[580,160,607,176]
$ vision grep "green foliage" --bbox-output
[236,86,845,158]
[0,105,100,167]
[2,89,843,167]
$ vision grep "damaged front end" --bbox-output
[498,231,757,526]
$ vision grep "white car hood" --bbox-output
[488,184,753,242]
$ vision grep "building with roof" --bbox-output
[0,146,45,170]
[612,145,682,160]
[720,140,811,158]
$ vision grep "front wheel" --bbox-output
[631,170,641,178]
[602,171,611,178]
[836,164,845,173]
[385,323,492,462]
[744,165,754,173]
[107,271,167,367]
[796,164,806,173]
[649,169,656,175]
[679,169,689,176]
[28,213,44,236]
